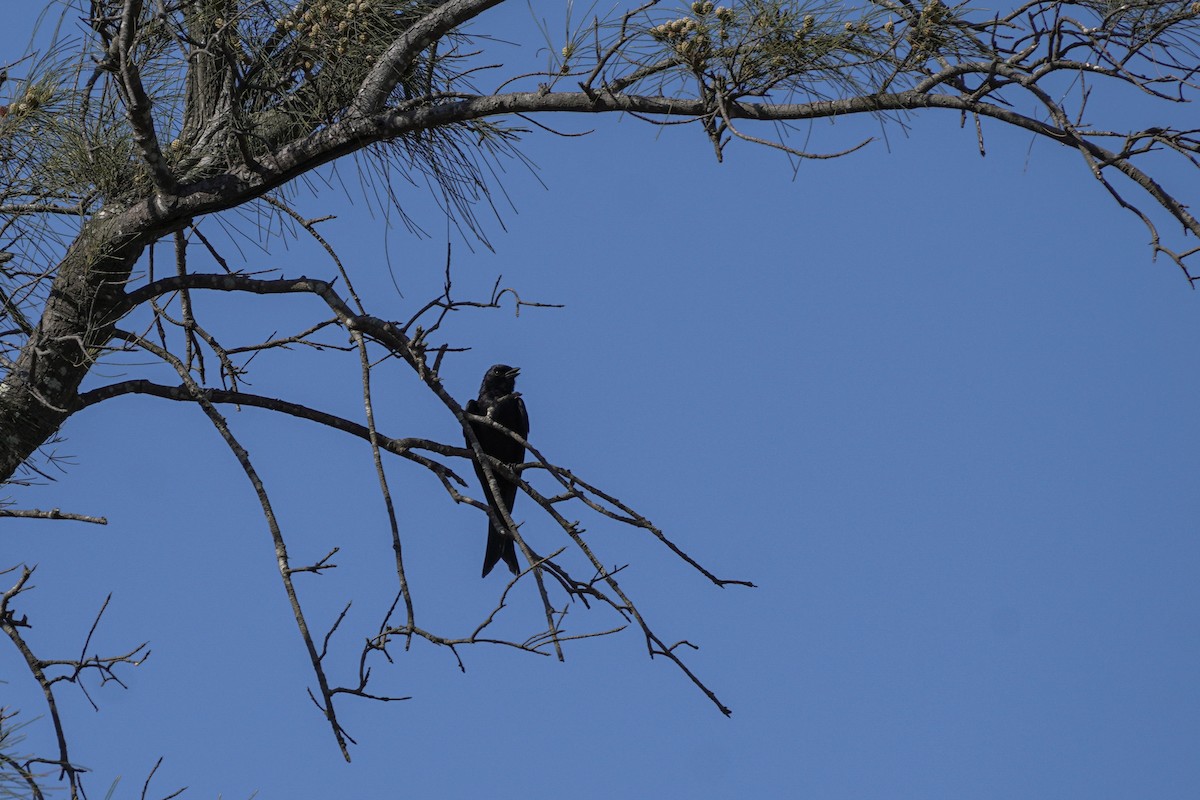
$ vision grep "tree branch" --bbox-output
[0,508,108,524]
[351,0,509,115]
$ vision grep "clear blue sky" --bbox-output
[4,3,1199,798]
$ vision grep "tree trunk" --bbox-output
[0,209,152,481]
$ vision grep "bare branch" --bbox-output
[2,565,148,800]
[0,508,108,524]
[111,327,356,761]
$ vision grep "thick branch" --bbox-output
[116,0,176,191]
[351,0,508,114]
[3,75,1196,487]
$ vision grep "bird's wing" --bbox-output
[512,395,529,438]
[489,395,527,463]
[464,398,492,448]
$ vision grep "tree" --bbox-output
[1,1,1198,797]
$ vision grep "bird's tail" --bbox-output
[481,524,520,578]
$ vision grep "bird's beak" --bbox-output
[505,367,520,378]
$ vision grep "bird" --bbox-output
[465,364,529,577]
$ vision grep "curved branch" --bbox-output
[352,0,508,115]
[115,0,176,191]
[75,379,469,486]
[111,329,356,761]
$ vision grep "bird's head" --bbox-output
[481,363,520,396]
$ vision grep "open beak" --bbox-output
[505,367,521,379]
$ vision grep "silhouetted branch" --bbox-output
[1,565,148,800]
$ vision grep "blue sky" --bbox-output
[3,3,1199,798]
